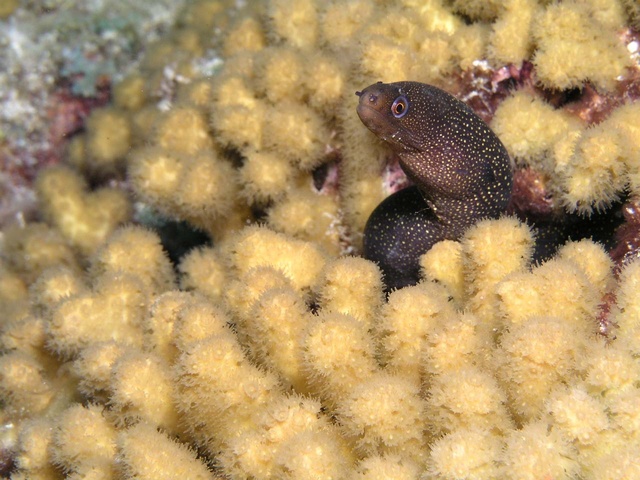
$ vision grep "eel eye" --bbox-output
[391,95,409,118]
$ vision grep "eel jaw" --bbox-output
[356,87,420,153]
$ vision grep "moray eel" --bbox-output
[356,81,513,290]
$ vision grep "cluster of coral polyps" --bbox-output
[2,220,640,479]
[1,0,640,478]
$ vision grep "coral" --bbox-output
[118,422,219,480]
[0,1,18,20]
[487,0,538,65]
[377,282,454,383]
[353,454,421,480]
[52,404,118,476]
[427,426,501,479]
[1,0,640,478]
[1,223,79,284]
[35,165,131,255]
[0,0,188,225]
[500,420,579,480]
[83,107,132,174]
[491,89,581,163]
[612,258,640,352]
[131,147,243,236]
[532,0,632,91]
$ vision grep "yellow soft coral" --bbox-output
[532,0,632,91]
[491,90,581,163]
[84,107,132,173]
[119,422,219,479]
[35,166,131,255]
[2,0,640,478]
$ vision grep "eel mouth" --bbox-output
[356,84,386,118]
[356,94,420,152]
[356,85,398,140]
[356,101,387,133]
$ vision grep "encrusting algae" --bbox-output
[1,0,640,479]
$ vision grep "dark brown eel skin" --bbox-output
[356,81,513,290]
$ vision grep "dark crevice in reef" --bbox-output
[154,218,211,266]
[222,146,246,169]
[312,161,331,192]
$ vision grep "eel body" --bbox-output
[356,81,513,289]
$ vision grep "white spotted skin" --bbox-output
[357,81,513,289]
